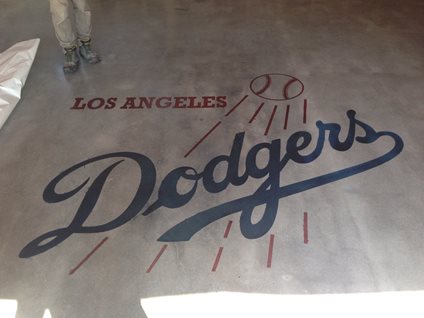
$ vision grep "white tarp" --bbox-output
[0,38,40,130]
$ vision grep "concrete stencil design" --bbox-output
[1,1,424,317]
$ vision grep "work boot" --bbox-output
[79,39,101,64]
[63,46,80,74]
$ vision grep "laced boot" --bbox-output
[63,46,80,74]
[79,39,101,64]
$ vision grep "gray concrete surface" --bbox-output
[1,0,424,317]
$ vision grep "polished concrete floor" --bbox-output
[1,0,424,317]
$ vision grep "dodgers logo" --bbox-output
[19,74,404,258]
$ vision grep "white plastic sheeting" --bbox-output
[0,39,40,130]
[141,291,424,318]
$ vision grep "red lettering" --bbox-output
[71,95,228,110]
[105,97,117,109]
[139,97,155,109]
[156,97,172,108]
[216,96,227,108]
[173,97,187,108]
[187,96,202,108]
[71,97,86,110]
[88,98,105,110]
[120,97,137,109]
[202,96,215,108]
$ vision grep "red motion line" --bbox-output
[304,212,309,244]
[264,105,278,136]
[283,104,290,130]
[303,99,307,124]
[69,237,109,275]
[255,74,272,96]
[146,244,168,273]
[225,95,249,117]
[283,78,297,100]
[223,220,233,238]
[184,121,222,158]
[249,102,265,124]
[212,247,224,272]
[267,234,275,268]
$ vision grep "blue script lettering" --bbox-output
[19,110,403,258]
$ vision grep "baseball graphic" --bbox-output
[250,73,304,101]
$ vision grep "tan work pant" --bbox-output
[49,0,92,48]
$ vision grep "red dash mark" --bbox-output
[248,102,265,123]
[283,104,290,130]
[69,237,109,275]
[225,94,249,117]
[184,121,222,158]
[223,220,233,238]
[283,78,297,100]
[212,247,224,272]
[303,99,308,124]
[267,234,275,268]
[264,105,278,136]
[304,212,309,244]
[146,244,168,273]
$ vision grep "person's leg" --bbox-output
[49,0,80,73]
[71,0,91,41]
[71,0,101,64]
[49,0,77,48]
